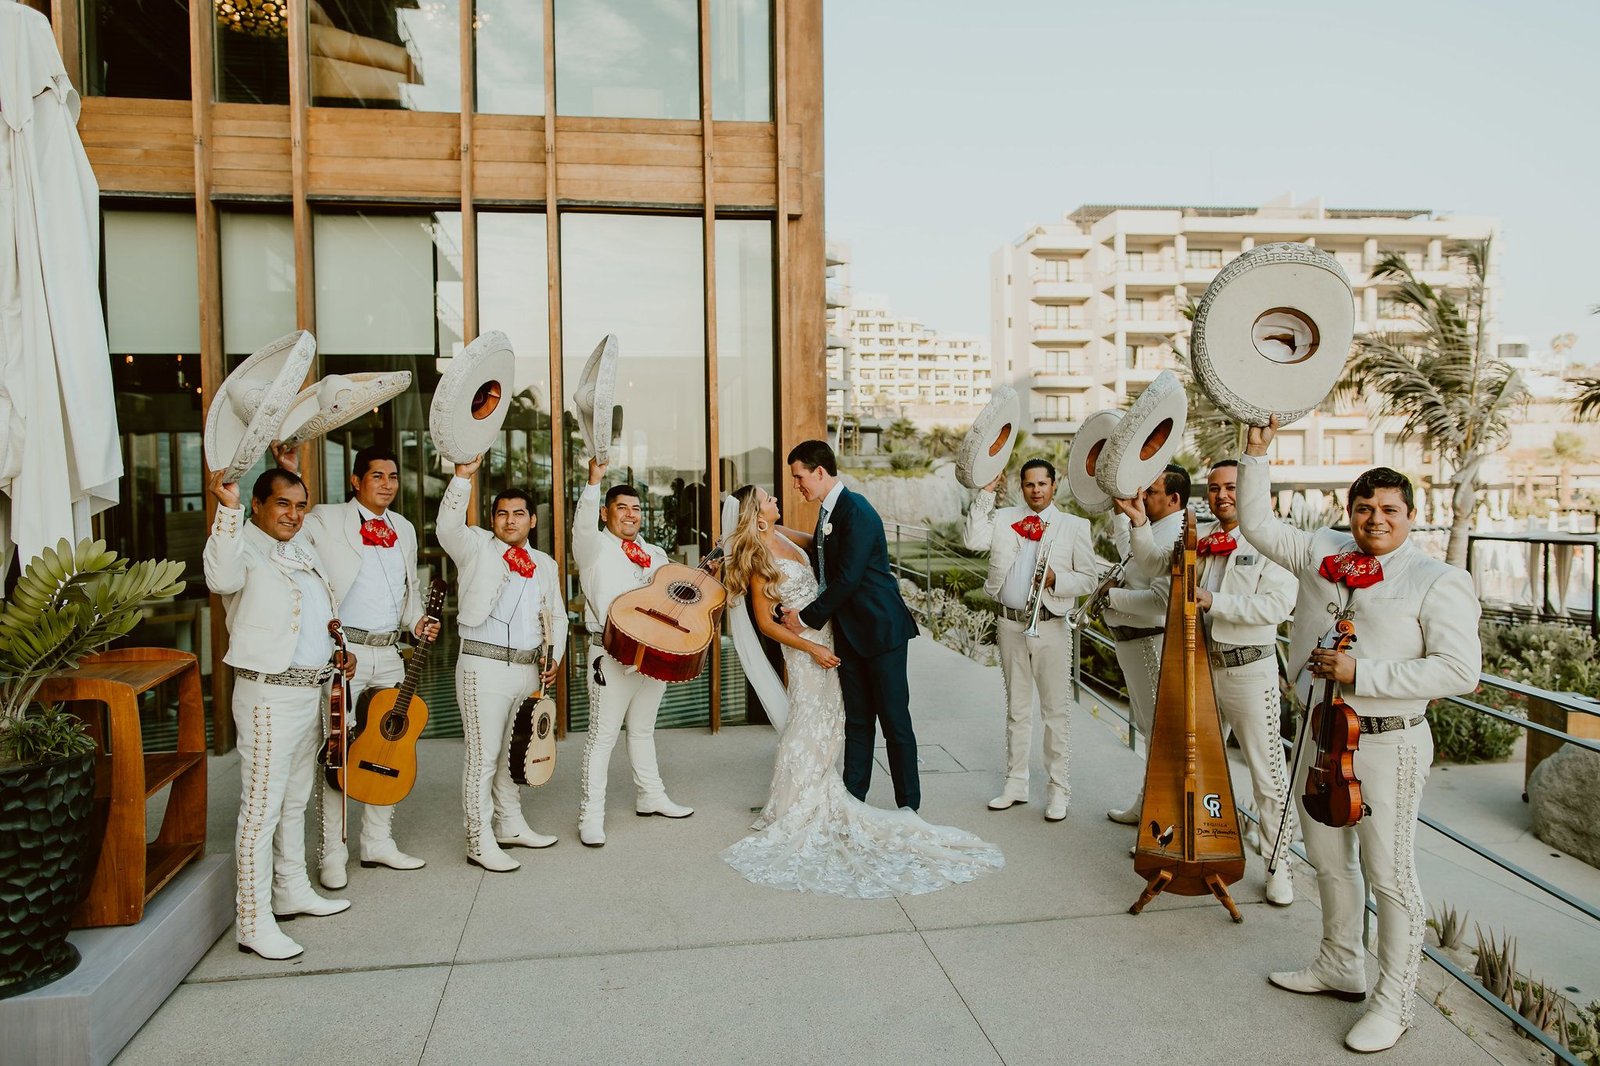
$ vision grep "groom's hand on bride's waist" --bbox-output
[780,607,806,634]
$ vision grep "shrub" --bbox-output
[887,449,930,473]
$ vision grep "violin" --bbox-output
[1301,616,1365,829]
[321,620,352,841]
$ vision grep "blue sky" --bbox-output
[823,0,1600,362]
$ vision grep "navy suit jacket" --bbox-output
[798,487,919,658]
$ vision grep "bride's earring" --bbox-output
[756,520,770,532]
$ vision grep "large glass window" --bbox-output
[715,220,775,495]
[214,0,290,104]
[310,0,460,110]
[711,0,770,121]
[83,0,191,99]
[221,212,296,357]
[560,213,707,726]
[554,0,698,120]
[475,0,544,115]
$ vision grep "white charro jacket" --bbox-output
[300,499,423,633]
[961,491,1103,616]
[572,482,670,636]
[204,506,339,674]
[1102,509,1185,631]
[1237,454,1481,718]
[1140,521,1297,649]
[437,477,568,663]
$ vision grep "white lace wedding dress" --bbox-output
[720,557,1004,898]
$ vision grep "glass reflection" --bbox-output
[715,219,775,494]
[559,213,707,726]
[214,0,289,104]
[475,0,544,114]
[711,0,769,121]
[310,0,460,110]
[554,0,698,120]
[220,212,295,356]
[83,0,191,99]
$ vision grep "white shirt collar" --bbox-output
[821,481,845,515]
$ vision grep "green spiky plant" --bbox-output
[0,538,185,767]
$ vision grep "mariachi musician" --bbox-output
[963,460,1101,820]
[1240,420,1481,1054]
[1100,463,1189,825]
[574,456,693,848]
[205,467,354,961]
[439,455,568,873]
[275,445,437,890]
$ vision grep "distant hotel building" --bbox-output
[990,196,1500,482]
[827,241,990,429]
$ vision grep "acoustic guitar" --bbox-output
[602,546,726,683]
[341,579,447,806]
[509,606,557,787]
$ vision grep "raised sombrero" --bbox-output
[1190,242,1355,427]
[571,334,619,465]
[955,385,1021,490]
[1095,370,1188,501]
[277,371,413,447]
[1065,409,1123,513]
[204,330,317,483]
[428,331,515,465]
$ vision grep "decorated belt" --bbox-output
[1209,644,1270,669]
[234,665,336,687]
[343,626,405,647]
[998,604,1060,624]
[461,639,540,666]
[1108,624,1163,642]
[1358,714,1427,735]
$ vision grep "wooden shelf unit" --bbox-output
[38,647,208,927]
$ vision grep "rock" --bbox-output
[841,466,969,526]
[1528,744,1600,869]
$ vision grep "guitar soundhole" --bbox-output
[537,712,551,739]
[380,713,408,741]
[666,581,701,605]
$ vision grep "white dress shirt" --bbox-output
[459,542,545,652]
[338,506,408,633]
[287,565,335,667]
[998,505,1056,610]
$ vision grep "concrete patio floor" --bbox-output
[115,636,1507,1065]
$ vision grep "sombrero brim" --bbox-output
[204,330,317,484]
[428,331,516,465]
[278,371,413,447]
[571,334,619,465]
[1095,370,1188,500]
[1066,409,1123,513]
[954,386,1021,490]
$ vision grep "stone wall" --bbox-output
[841,464,969,526]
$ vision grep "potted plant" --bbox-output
[0,538,184,999]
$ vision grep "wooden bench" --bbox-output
[38,648,207,928]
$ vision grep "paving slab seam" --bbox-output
[898,896,1010,1066]
[418,864,492,1065]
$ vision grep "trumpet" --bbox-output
[1021,526,1059,639]
[1066,559,1126,630]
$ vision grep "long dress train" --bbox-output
[720,557,1004,898]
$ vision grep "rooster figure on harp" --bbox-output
[962,459,1101,820]
[1242,419,1481,1055]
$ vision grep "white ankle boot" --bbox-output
[272,882,352,919]
[1264,865,1294,906]
[579,815,607,847]
[1345,1011,1407,1052]
[238,927,304,960]
[636,795,693,818]
[360,838,426,870]
[467,842,521,872]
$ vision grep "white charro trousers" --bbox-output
[1211,654,1295,868]
[1296,720,1433,1026]
[231,676,323,944]
[320,644,405,864]
[994,615,1073,799]
[456,653,544,854]
[579,645,670,823]
[1113,632,1163,802]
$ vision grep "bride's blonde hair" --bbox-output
[720,485,781,599]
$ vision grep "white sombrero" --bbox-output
[1095,370,1188,500]
[204,330,317,483]
[955,385,1021,490]
[1190,242,1354,427]
[277,371,413,447]
[571,334,619,465]
[1065,409,1123,513]
[429,331,515,465]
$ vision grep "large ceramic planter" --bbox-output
[0,752,97,998]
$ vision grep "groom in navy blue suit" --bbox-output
[780,440,921,810]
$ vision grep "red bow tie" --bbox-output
[503,545,536,578]
[1011,515,1045,542]
[621,540,652,569]
[1197,531,1237,557]
[1319,551,1383,589]
[360,519,397,548]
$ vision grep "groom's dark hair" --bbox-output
[786,440,837,477]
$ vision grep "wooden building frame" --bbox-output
[59,0,826,751]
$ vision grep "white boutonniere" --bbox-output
[823,522,833,536]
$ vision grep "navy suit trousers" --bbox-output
[837,640,919,811]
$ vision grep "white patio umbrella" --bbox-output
[0,1,121,583]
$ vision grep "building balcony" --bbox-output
[825,331,851,351]
[825,282,852,309]
[1029,417,1081,436]
[1031,368,1095,390]
[1030,278,1094,301]
[824,239,849,267]
[1031,323,1094,346]
[1026,230,1091,254]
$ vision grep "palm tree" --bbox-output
[1568,308,1600,420]
[1175,298,1242,464]
[1337,239,1523,567]
[883,417,920,452]
[923,424,964,460]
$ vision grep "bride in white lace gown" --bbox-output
[716,486,1004,899]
